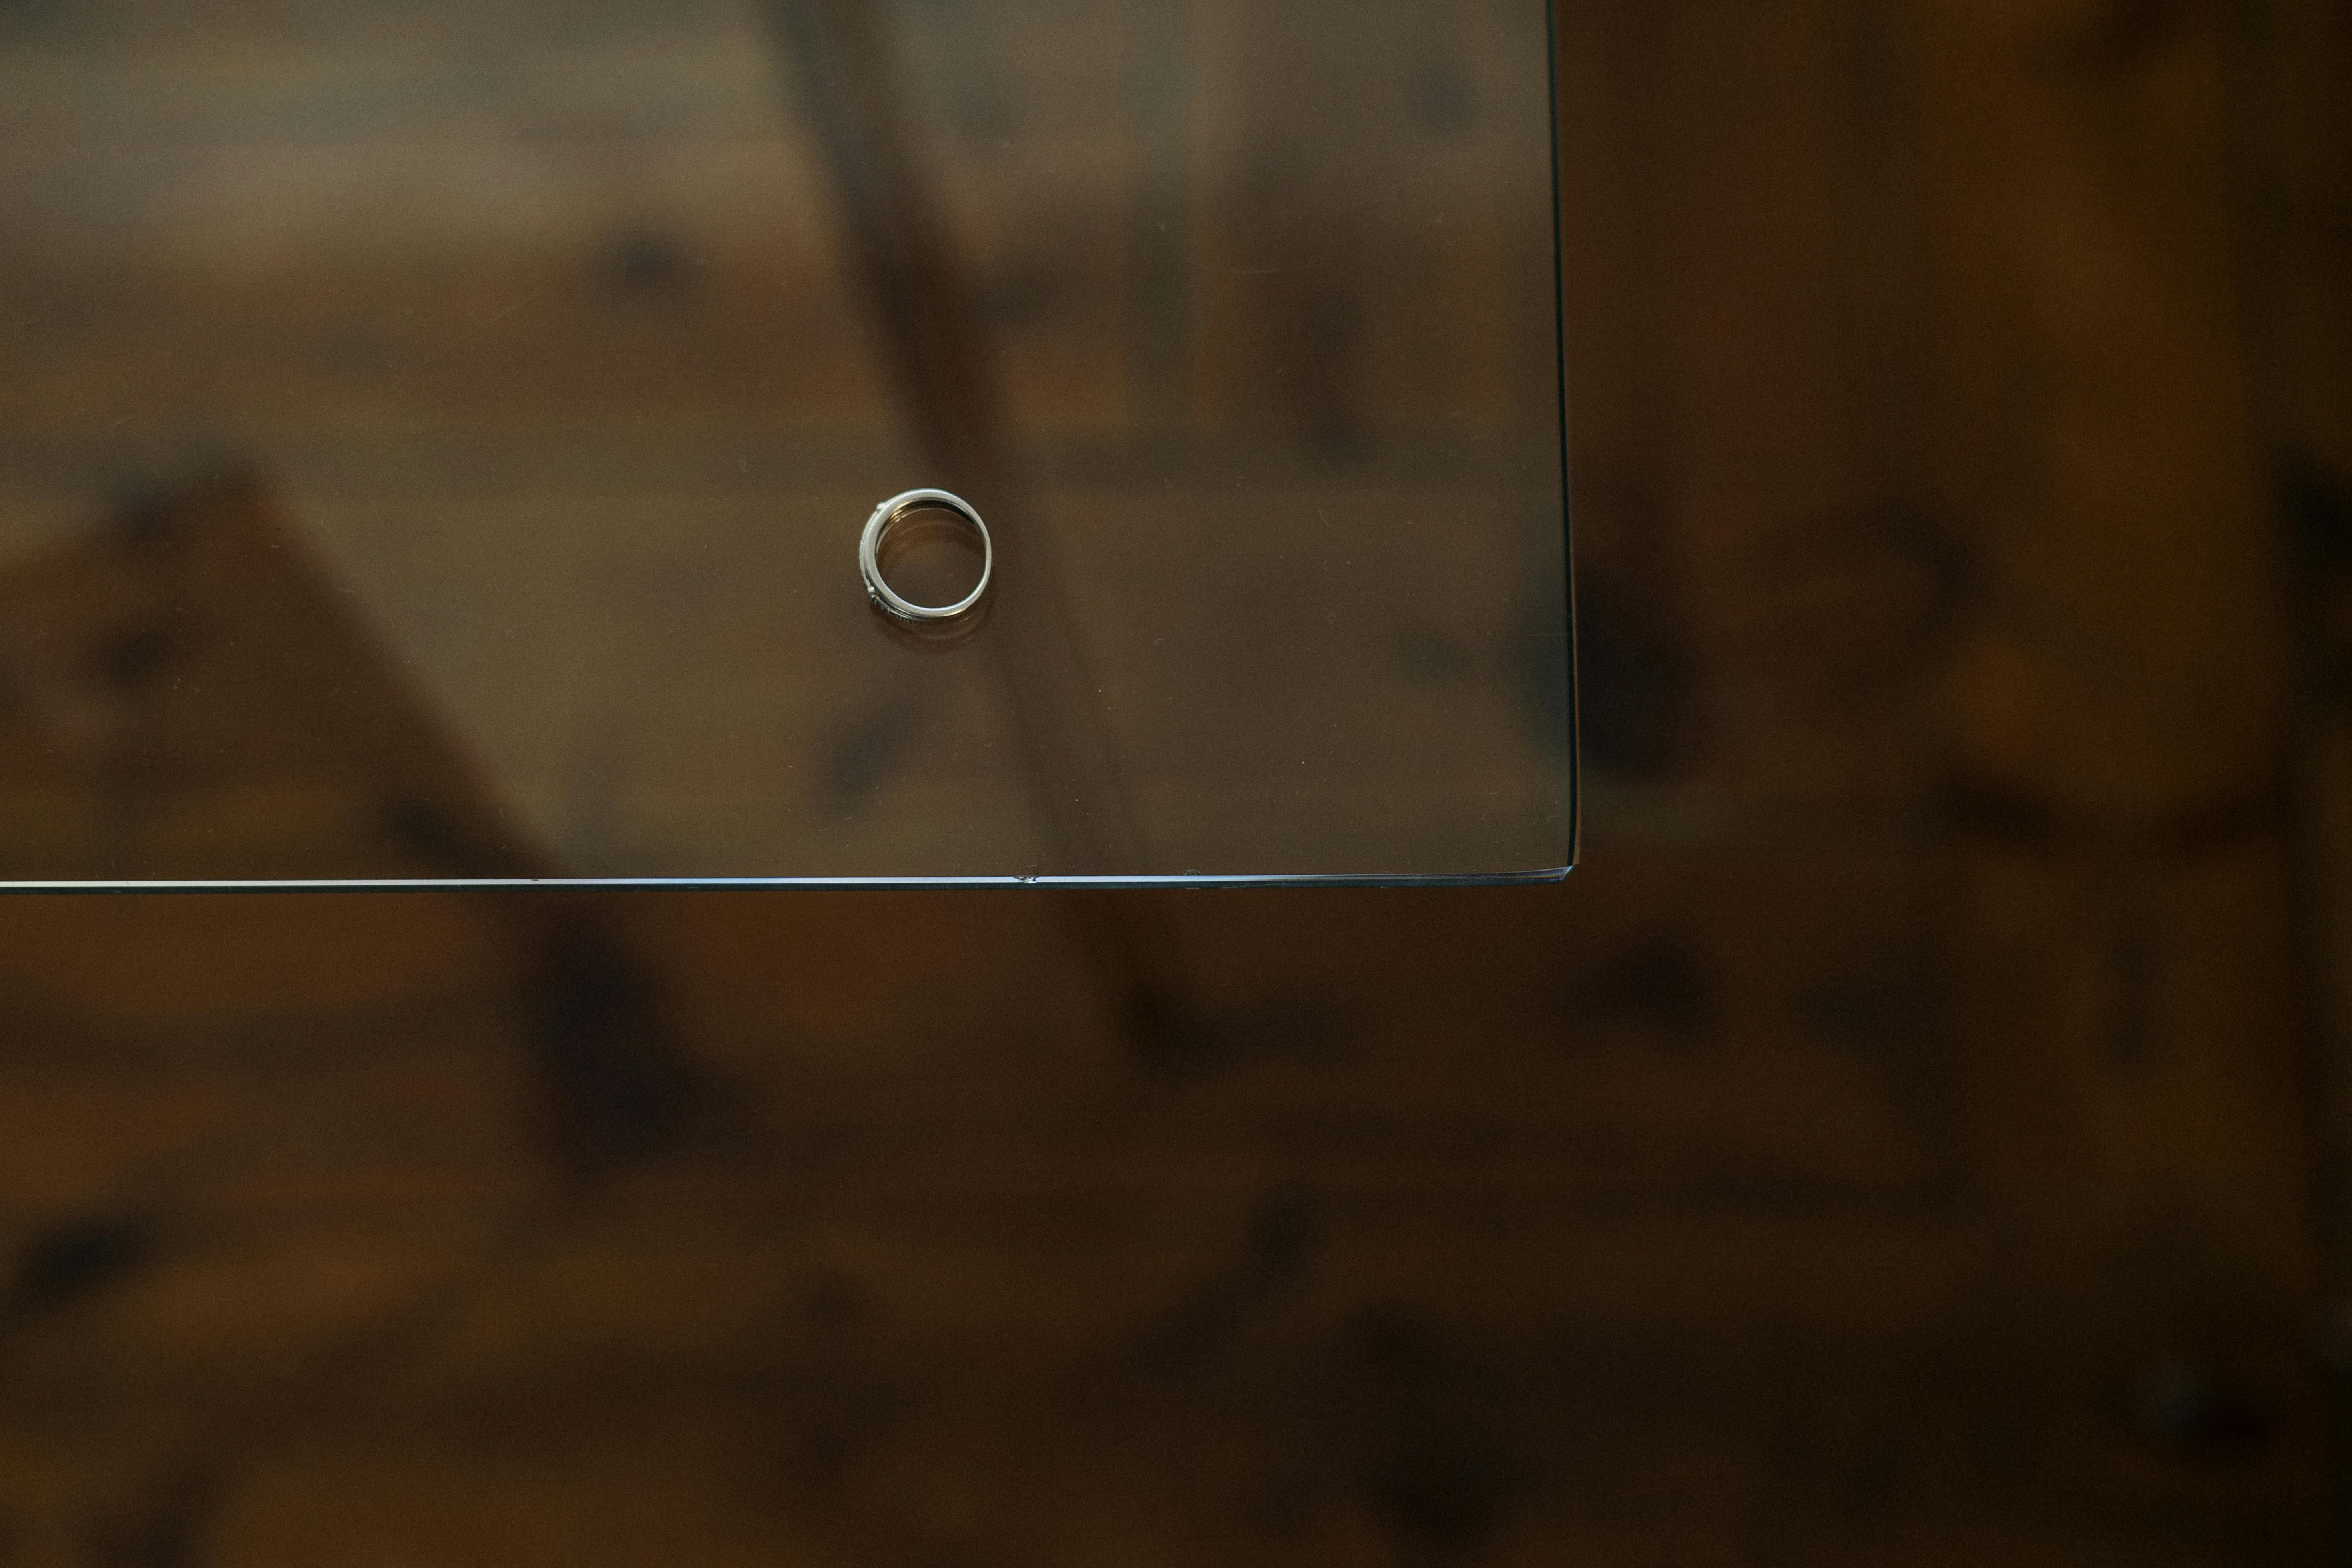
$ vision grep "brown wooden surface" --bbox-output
[0,0,2347,1562]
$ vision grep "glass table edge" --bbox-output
[0,866,1577,894]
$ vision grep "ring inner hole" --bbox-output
[877,506,986,608]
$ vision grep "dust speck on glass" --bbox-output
[0,0,1573,888]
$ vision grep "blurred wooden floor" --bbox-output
[1,0,2350,1564]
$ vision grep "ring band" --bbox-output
[859,489,993,623]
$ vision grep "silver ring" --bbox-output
[859,488,993,623]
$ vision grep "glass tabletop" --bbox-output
[0,0,1573,887]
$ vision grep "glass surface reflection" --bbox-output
[0,0,1572,885]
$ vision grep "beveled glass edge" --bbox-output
[1547,0,1583,878]
[0,866,1575,893]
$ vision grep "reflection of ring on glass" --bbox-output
[860,489,993,624]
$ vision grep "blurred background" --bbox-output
[1,0,2350,1562]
